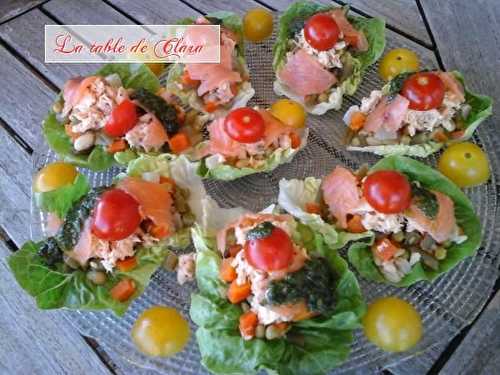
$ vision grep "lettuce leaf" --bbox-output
[272,2,385,114]
[347,141,443,157]
[278,177,371,249]
[198,129,309,181]
[8,241,168,315]
[347,156,482,286]
[190,218,365,374]
[34,174,90,218]
[451,71,493,141]
[43,63,160,171]
[348,71,493,157]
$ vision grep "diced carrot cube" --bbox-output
[346,214,366,234]
[169,133,191,154]
[227,280,251,304]
[305,202,321,214]
[110,279,136,302]
[239,311,258,339]
[116,256,138,272]
[219,258,237,283]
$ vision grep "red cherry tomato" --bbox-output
[304,13,340,51]
[91,188,142,241]
[104,99,139,137]
[244,226,294,272]
[224,107,265,144]
[401,72,445,111]
[363,171,412,214]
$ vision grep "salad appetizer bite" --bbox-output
[344,70,493,157]
[273,1,385,114]
[9,155,207,315]
[196,103,308,181]
[190,208,364,374]
[279,156,481,286]
[167,12,255,117]
[46,63,203,171]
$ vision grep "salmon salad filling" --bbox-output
[167,13,255,117]
[345,71,467,148]
[42,175,193,275]
[197,106,308,180]
[344,70,492,157]
[213,213,344,341]
[273,2,385,114]
[299,164,465,283]
[189,207,364,373]
[55,74,190,157]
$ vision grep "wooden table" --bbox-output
[0,1,498,374]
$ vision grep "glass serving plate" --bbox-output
[31,26,500,374]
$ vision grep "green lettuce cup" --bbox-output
[196,107,309,181]
[346,71,493,157]
[189,207,365,375]
[9,155,208,315]
[44,63,162,171]
[347,156,481,287]
[166,11,255,118]
[273,1,385,114]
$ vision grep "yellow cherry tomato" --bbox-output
[131,306,190,357]
[146,63,165,76]
[270,99,306,128]
[363,297,422,352]
[243,8,273,42]
[33,162,78,193]
[438,142,490,187]
[378,48,420,81]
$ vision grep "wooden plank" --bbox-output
[186,0,261,15]
[0,44,54,147]
[43,0,133,25]
[0,0,46,23]
[440,290,500,375]
[0,123,32,246]
[419,1,500,372]
[421,0,500,100]
[0,240,111,374]
[106,0,199,24]
[0,9,93,88]
[334,0,431,46]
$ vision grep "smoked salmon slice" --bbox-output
[205,110,300,158]
[185,33,242,97]
[67,218,94,266]
[363,95,409,134]
[278,49,337,97]
[321,166,362,228]
[330,9,368,51]
[437,71,465,103]
[63,76,99,108]
[258,110,300,148]
[205,117,247,158]
[117,177,174,236]
[405,190,456,243]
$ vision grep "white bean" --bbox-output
[74,132,95,151]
